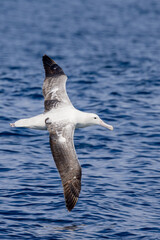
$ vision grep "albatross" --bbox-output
[10,55,113,211]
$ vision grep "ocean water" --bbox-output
[0,0,160,239]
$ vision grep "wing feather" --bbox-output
[46,121,81,211]
[42,55,72,112]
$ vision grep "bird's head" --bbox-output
[83,113,113,130]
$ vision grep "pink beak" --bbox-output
[100,120,113,131]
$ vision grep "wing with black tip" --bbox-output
[42,55,72,112]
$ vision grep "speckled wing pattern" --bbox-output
[46,120,82,211]
[42,55,72,112]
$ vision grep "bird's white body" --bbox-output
[13,106,113,130]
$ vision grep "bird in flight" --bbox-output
[10,55,113,211]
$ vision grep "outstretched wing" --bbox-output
[42,55,72,112]
[46,120,81,211]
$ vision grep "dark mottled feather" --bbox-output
[46,122,81,211]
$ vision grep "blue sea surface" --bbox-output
[0,0,160,239]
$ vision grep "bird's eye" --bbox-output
[94,117,97,119]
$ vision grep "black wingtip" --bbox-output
[42,55,65,78]
[42,55,56,66]
[63,179,81,212]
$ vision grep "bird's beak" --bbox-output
[100,120,113,131]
